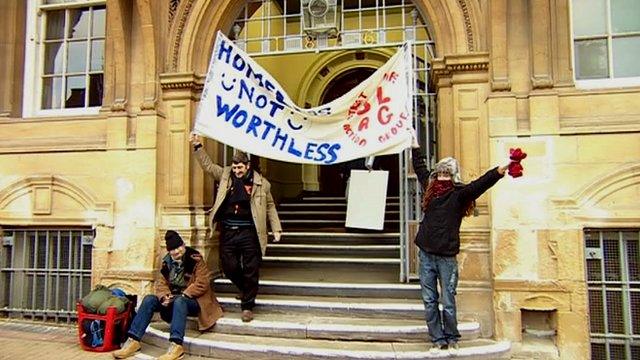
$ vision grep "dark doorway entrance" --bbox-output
[318,67,399,196]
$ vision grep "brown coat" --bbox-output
[195,148,282,255]
[155,247,223,331]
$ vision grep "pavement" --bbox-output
[0,319,209,360]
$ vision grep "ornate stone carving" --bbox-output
[171,0,196,72]
[0,175,114,227]
[456,0,475,51]
[169,0,181,24]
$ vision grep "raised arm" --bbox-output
[190,133,224,181]
[458,165,508,203]
[411,148,431,187]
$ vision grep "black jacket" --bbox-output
[412,149,503,256]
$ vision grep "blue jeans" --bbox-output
[127,294,200,345]
[419,250,461,345]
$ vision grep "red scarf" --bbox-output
[423,180,454,210]
[432,180,454,197]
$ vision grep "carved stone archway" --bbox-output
[167,0,484,75]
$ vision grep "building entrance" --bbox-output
[223,0,437,281]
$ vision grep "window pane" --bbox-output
[575,39,609,79]
[90,39,104,71]
[41,77,63,109]
[613,36,640,77]
[66,41,87,73]
[572,0,607,37]
[65,75,86,108]
[45,10,65,40]
[88,74,103,107]
[43,42,64,75]
[611,0,640,33]
[67,8,90,39]
[92,6,106,37]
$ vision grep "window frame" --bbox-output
[570,0,640,90]
[23,0,106,118]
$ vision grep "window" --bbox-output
[24,0,105,116]
[0,228,94,323]
[571,0,640,88]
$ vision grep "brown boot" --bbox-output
[241,309,254,322]
[112,338,141,359]
[157,342,184,360]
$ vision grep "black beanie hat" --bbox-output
[165,230,184,251]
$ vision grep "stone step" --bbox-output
[281,226,399,232]
[217,294,424,319]
[298,196,399,203]
[213,278,420,299]
[263,255,400,264]
[271,232,400,245]
[265,243,400,258]
[144,325,511,360]
[254,263,401,283]
[281,219,400,232]
[279,205,400,215]
[281,219,400,225]
[260,257,401,283]
[277,210,400,221]
[212,284,494,336]
[183,312,480,342]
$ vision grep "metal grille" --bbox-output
[585,229,640,359]
[228,1,437,281]
[0,228,94,323]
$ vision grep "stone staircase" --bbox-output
[142,195,510,359]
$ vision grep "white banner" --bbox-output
[193,31,415,165]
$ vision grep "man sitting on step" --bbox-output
[112,230,223,360]
[190,133,282,322]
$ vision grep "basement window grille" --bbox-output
[585,229,640,360]
[0,228,94,323]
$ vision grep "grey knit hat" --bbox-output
[429,157,462,184]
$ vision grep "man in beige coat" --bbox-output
[190,133,282,322]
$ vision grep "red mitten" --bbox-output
[508,148,527,178]
[508,161,524,178]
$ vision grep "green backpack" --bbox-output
[96,296,128,315]
[81,285,129,314]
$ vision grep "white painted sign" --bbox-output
[193,31,415,165]
[345,170,389,230]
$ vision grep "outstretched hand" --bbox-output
[272,231,282,243]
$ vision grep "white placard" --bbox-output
[345,170,389,230]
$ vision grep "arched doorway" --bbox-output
[318,67,400,196]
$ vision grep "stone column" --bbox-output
[489,0,511,91]
[159,72,220,275]
[431,53,495,335]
